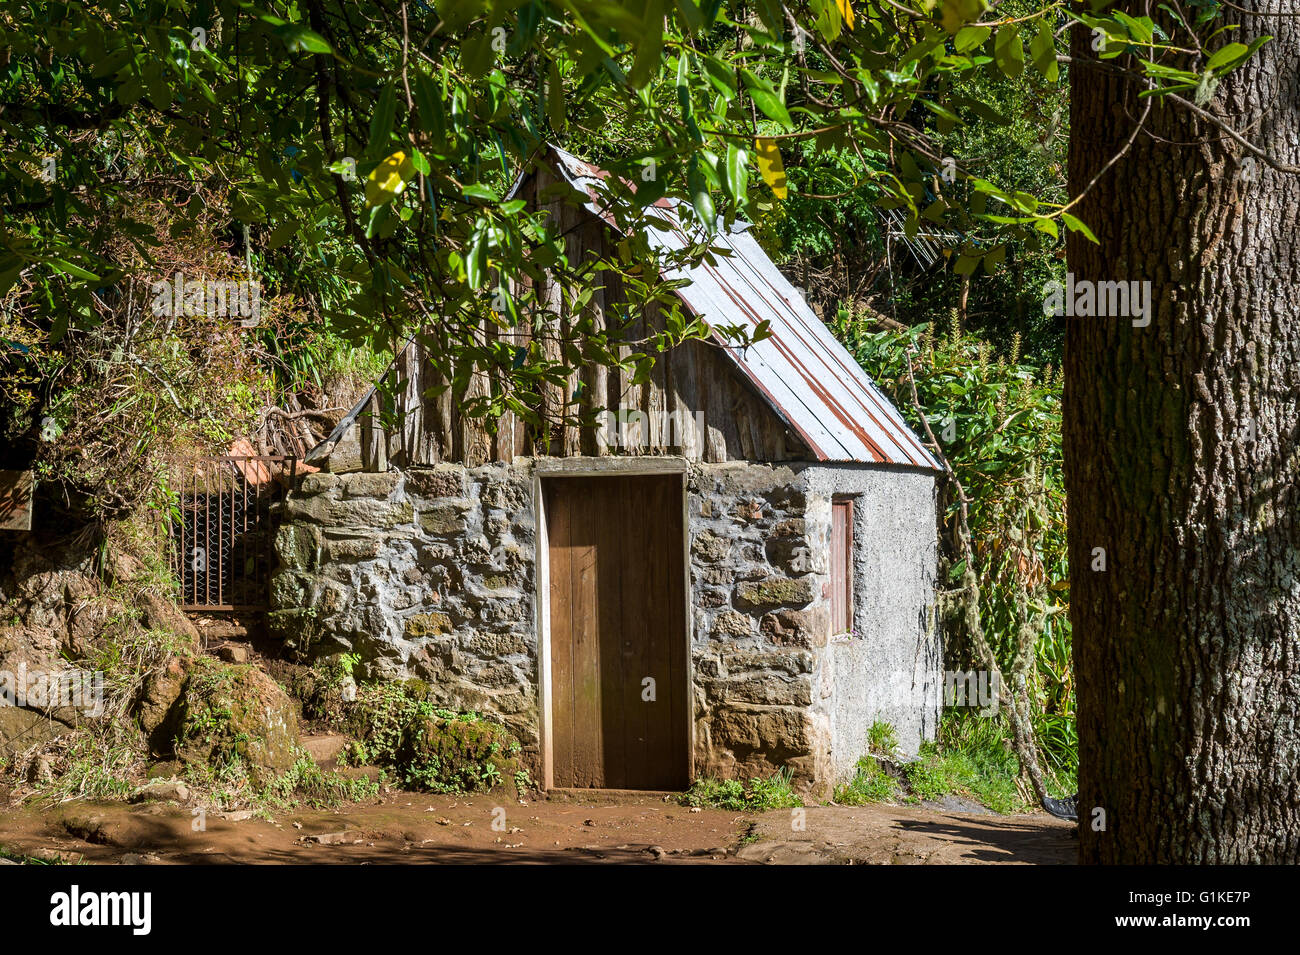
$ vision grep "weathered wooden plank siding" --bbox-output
[359,172,807,469]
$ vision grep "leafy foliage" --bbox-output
[679,769,802,811]
[837,316,1073,778]
[341,682,523,794]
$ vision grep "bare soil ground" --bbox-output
[0,792,1075,864]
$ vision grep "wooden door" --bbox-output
[545,474,688,789]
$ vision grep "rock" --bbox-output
[691,530,732,563]
[0,858,17,865]
[166,659,301,786]
[286,495,413,530]
[418,501,471,535]
[479,480,528,510]
[760,608,829,648]
[301,733,349,766]
[135,655,192,742]
[772,518,806,538]
[217,645,249,664]
[306,830,362,845]
[0,707,74,756]
[136,592,200,645]
[129,779,191,804]
[324,536,383,561]
[275,524,322,571]
[406,467,466,498]
[28,756,54,785]
[404,612,453,638]
[299,472,340,495]
[765,537,824,575]
[706,673,812,707]
[710,611,754,639]
[341,472,399,499]
[734,577,817,609]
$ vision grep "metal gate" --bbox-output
[171,456,295,611]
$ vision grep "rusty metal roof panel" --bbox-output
[546,146,943,469]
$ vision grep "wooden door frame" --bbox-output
[533,458,693,791]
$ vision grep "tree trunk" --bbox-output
[1068,4,1300,863]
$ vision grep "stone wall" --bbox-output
[269,457,939,794]
[269,464,541,756]
[685,462,833,792]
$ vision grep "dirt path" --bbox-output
[0,793,1075,865]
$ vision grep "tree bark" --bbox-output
[1068,4,1300,862]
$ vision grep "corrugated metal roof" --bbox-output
[544,146,944,470]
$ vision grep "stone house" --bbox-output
[269,147,944,795]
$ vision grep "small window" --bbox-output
[831,498,854,635]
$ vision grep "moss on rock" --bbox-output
[343,683,526,795]
[162,658,300,786]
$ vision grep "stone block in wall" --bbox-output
[418,500,472,535]
[286,494,413,529]
[764,487,807,514]
[765,537,826,575]
[705,673,812,707]
[406,466,466,499]
[691,530,732,563]
[274,524,321,572]
[760,607,830,649]
[479,478,530,511]
[270,570,313,609]
[404,612,453,638]
[717,463,799,497]
[298,472,340,495]
[722,648,814,677]
[734,576,816,609]
[322,534,385,562]
[341,471,399,499]
[458,630,530,658]
[697,588,728,609]
[711,704,812,755]
[710,610,753,639]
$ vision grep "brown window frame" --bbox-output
[831,496,855,636]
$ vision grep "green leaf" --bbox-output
[275,24,333,54]
[994,25,1024,78]
[414,71,446,143]
[688,160,716,230]
[1061,212,1099,243]
[461,29,495,79]
[267,220,299,249]
[954,25,991,53]
[741,69,793,129]
[1206,42,1249,72]
[723,144,749,204]
[1030,21,1059,81]
[547,57,566,131]
[629,0,666,88]
[50,259,101,282]
[367,83,397,157]
[941,0,985,35]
